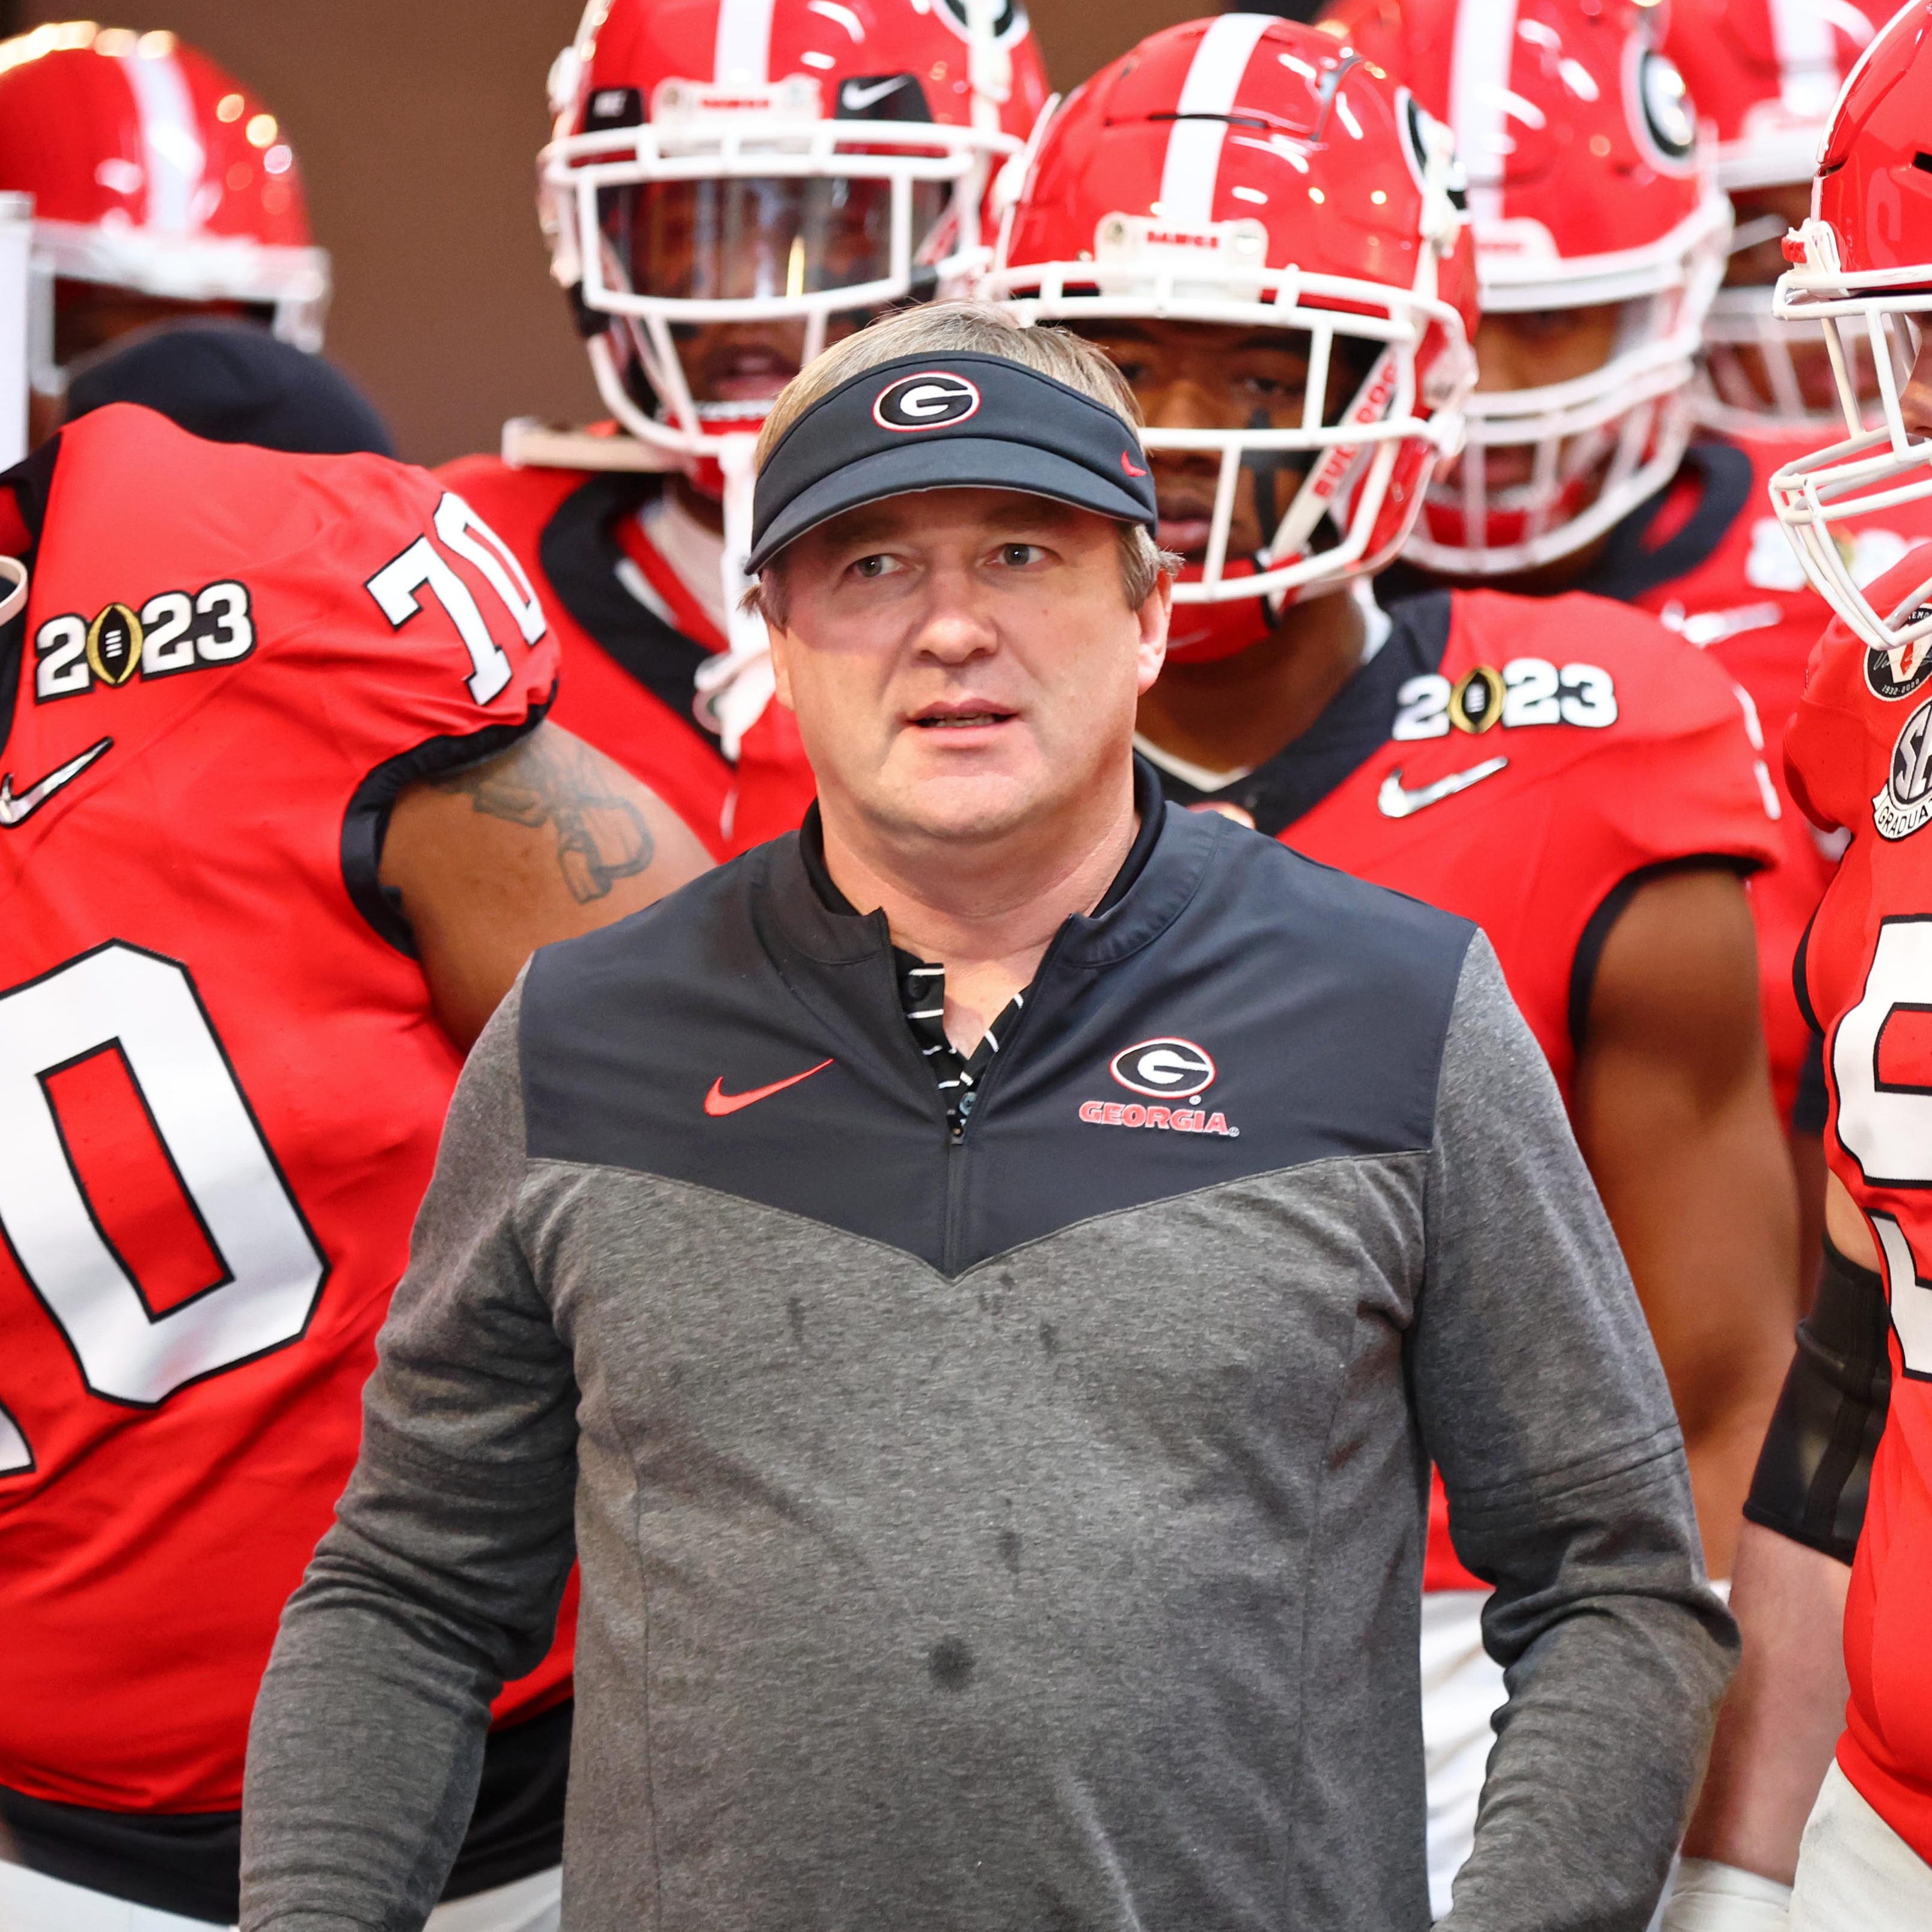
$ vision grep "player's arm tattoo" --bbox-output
[433,731,656,903]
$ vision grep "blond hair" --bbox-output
[747,302,1175,625]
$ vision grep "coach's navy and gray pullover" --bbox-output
[241,778,1736,1932]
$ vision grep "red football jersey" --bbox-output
[1619,433,1932,1119]
[1787,542,1932,1864]
[1151,587,1783,1589]
[0,405,570,1812]
[438,457,818,859]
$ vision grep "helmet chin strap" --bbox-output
[692,435,778,760]
[1163,586,1276,663]
[0,554,26,628]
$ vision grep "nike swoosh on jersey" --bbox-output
[1376,757,1508,821]
[0,736,113,828]
[703,1057,835,1116]
[841,76,909,110]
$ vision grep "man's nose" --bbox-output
[1900,326,1932,442]
[913,573,1001,661]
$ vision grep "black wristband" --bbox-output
[1743,1235,1891,1564]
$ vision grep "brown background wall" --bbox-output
[13,0,1222,465]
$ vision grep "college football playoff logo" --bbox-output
[872,370,982,433]
[1110,1038,1215,1099]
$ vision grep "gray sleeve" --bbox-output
[240,977,578,1932]
[1414,934,1739,1932]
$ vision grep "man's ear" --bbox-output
[766,617,797,714]
[1134,572,1172,695]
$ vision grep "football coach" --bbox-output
[242,305,1734,1932]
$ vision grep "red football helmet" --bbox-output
[1771,1,1932,660]
[1666,0,1888,433]
[1331,0,1728,575]
[538,0,1048,476]
[986,13,1475,658]
[0,23,329,403]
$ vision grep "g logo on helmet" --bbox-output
[1110,1038,1216,1099]
[873,370,983,432]
[1633,50,1695,169]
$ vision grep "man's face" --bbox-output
[1715,180,1847,416]
[1466,302,1622,489]
[1899,329,1932,441]
[609,174,940,411]
[1071,317,1361,560]
[766,488,1168,850]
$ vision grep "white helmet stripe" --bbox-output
[1157,13,1271,229]
[1769,0,1838,109]
[122,50,206,235]
[714,0,777,85]
[1450,0,1519,227]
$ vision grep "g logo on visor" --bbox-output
[872,370,983,432]
[1110,1038,1216,1098]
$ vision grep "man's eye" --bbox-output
[998,543,1046,567]
[851,554,894,579]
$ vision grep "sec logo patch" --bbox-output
[872,370,982,432]
[1875,695,1932,840]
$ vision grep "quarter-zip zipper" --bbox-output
[935,921,1083,1276]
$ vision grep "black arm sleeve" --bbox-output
[1743,1237,1892,1565]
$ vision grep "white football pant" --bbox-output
[1790,1761,1932,1931]
[1419,1587,1505,1919]
[0,1857,561,1932]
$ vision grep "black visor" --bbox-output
[748,350,1160,572]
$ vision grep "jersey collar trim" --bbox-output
[1576,441,1756,604]
[0,433,58,760]
[1149,592,1456,839]
[539,472,720,747]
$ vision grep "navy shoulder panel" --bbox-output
[517,810,1476,1274]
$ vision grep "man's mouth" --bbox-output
[706,342,798,404]
[1155,496,1215,555]
[910,701,1017,730]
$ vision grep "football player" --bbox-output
[1666,0,1892,444]
[0,228,711,1931]
[1332,0,1932,1217]
[1668,10,1932,1925]
[985,13,1796,1917]
[0,21,330,451]
[440,0,1048,861]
